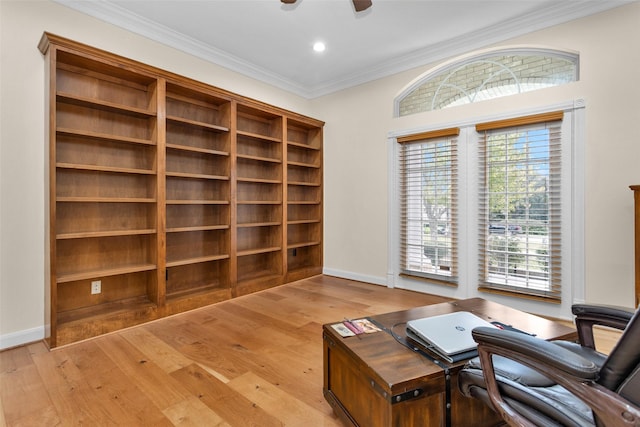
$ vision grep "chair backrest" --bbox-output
[598,306,640,406]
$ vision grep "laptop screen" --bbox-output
[406,311,496,355]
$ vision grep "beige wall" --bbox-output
[1,0,639,347]
[318,2,640,310]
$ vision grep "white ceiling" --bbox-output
[55,0,628,98]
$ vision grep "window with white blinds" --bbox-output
[398,129,458,283]
[477,112,563,299]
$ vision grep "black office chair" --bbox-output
[458,304,640,427]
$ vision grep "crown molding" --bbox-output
[53,0,630,99]
[52,0,315,97]
[306,1,631,98]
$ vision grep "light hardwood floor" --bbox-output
[0,275,450,426]
[0,275,622,426]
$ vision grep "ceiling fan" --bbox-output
[281,0,372,12]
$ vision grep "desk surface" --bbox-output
[322,297,578,427]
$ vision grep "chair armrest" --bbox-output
[572,304,634,327]
[572,304,635,349]
[471,326,640,427]
[472,327,599,379]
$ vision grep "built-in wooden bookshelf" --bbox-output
[40,33,323,347]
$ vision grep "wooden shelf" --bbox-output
[167,115,229,132]
[57,295,157,326]
[57,263,157,284]
[57,127,155,146]
[237,129,281,143]
[237,177,282,184]
[288,219,321,225]
[165,257,230,311]
[57,92,156,118]
[166,123,229,154]
[56,162,155,175]
[57,229,156,240]
[166,171,229,181]
[236,153,282,164]
[166,199,229,205]
[237,272,282,286]
[55,292,160,345]
[287,200,320,205]
[166,254,230,268]
[288,241,321,249]
[238,221,281,228]
[288,181,321,187]
[288,160,321,169]
[237,200,282,205]
[166,143,229,157]
[167,225,229,233]
[237,247,282,257]
[288,140,321,150]
[57,196,156,203]
[166,285,229,301]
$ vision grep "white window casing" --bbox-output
[388,100,585,320]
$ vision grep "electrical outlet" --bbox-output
[91,280,101,295]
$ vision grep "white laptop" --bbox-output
[406,311,497,362]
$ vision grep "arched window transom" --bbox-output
[397,49,579,117]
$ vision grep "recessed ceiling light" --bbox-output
[313,42,326,53]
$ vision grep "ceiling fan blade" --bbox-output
[353,0,372,12]
[281,0,371,12]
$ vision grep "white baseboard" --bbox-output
[0,326,45,350]
[322,268,389,287]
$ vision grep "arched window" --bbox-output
[396,48,578,117]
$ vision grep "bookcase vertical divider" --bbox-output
[282,118,289,279]
[229,100,239,297]
[45,44,58,348]
[155,78,167,308]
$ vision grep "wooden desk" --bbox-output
[322,298,577,427]
[631,185,640,308]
